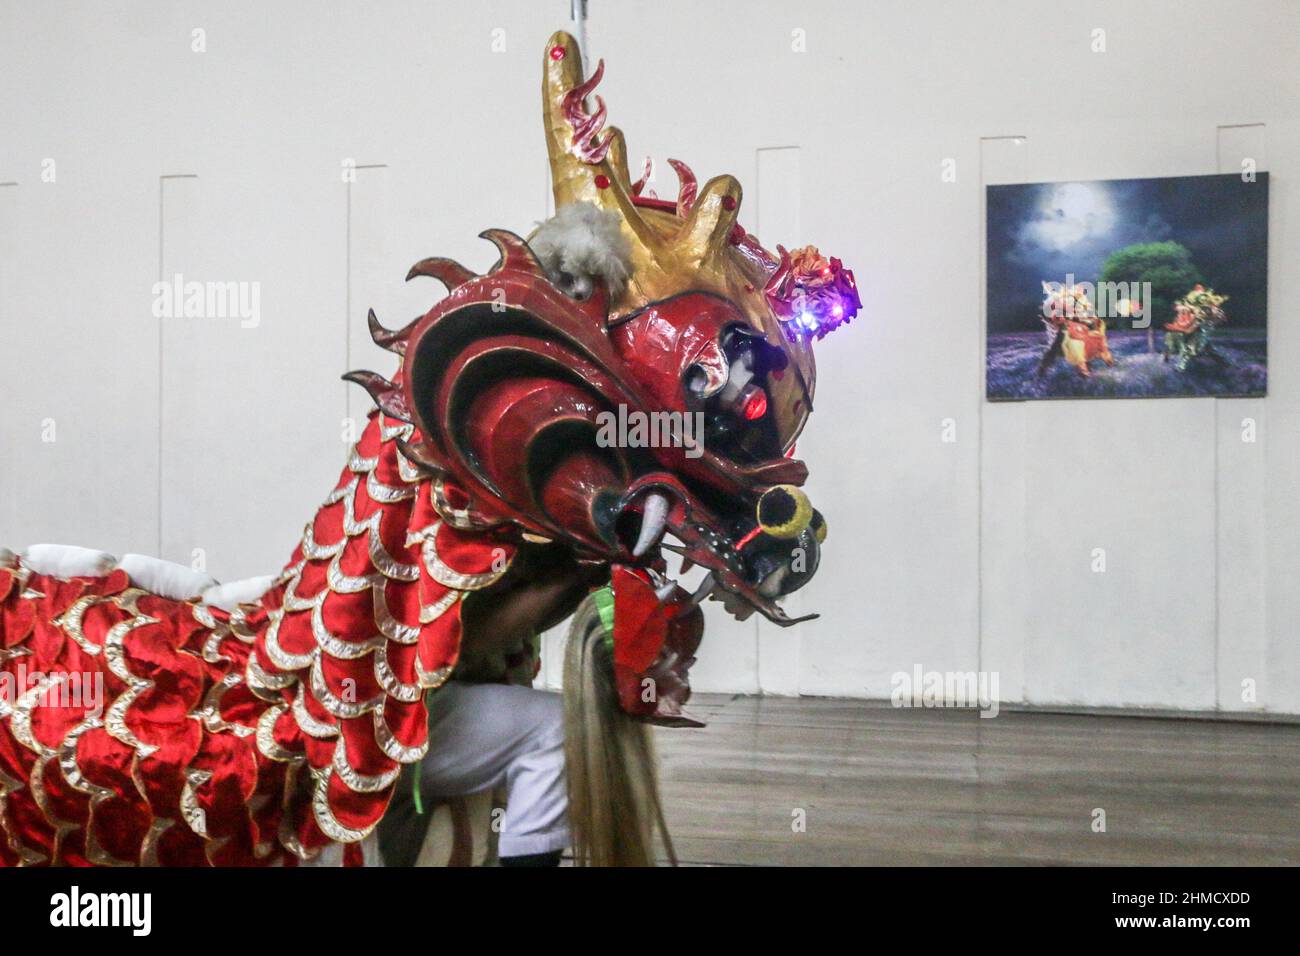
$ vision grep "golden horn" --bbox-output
[605,127,632,190]
[541,32,660,260]
[677,174,742,267]
[542,30,591,210]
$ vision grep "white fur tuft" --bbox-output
[21,544,117,579]
[201,575,276,611]
[531,202,632,299]
[117,554,217,601]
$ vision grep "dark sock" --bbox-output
[374,784,424,868]
[499,849,563,867]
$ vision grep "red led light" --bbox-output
[742,388,768,421]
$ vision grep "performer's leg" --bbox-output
[378,681,570,865]
[1035,330,1064,377]
[499,848,564,867]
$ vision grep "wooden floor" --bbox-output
[652,694,1300,866]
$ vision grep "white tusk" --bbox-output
[646,566,677,603]
[632,492,671,557]
[687,572,716,607]
[758,566,790,598]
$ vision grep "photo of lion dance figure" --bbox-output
[1035,282,1114,378]
[1163,284,1229,371]
[0,32,857,867]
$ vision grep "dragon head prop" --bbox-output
[1041,282,1097,325]
[1179,284,1229,325]
[348,32,858,723]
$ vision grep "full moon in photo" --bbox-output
[1024,182,1117,251]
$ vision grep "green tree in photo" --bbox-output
[1099,241,1203,352]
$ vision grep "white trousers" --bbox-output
[378,681,571,861]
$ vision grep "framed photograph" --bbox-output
[986,172,1268,400]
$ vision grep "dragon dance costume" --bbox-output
[0,31,859,866]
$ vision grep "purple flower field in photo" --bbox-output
[987,329,1267,400]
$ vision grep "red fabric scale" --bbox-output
[0,411,517,866]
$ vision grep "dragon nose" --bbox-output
[755,485,813,539]
[751,528,821,598]
[744,486,826,598]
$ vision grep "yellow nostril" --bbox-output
[756,485,813,540]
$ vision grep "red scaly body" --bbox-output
[0,411,518,866]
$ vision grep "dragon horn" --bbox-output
[367,309,410,356]
[604,127,632,190]
[542,31,661,262]
[479,229,548,277]
[342,370,413,423]
[667,158,698,216]
[677,174,742,270]
[405,256,476,290]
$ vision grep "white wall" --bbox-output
[2,0,1297,714]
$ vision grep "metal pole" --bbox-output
[570,0,588,63]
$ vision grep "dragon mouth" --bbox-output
[614,479,821,627]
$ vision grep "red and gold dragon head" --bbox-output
[349,32,858,724]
